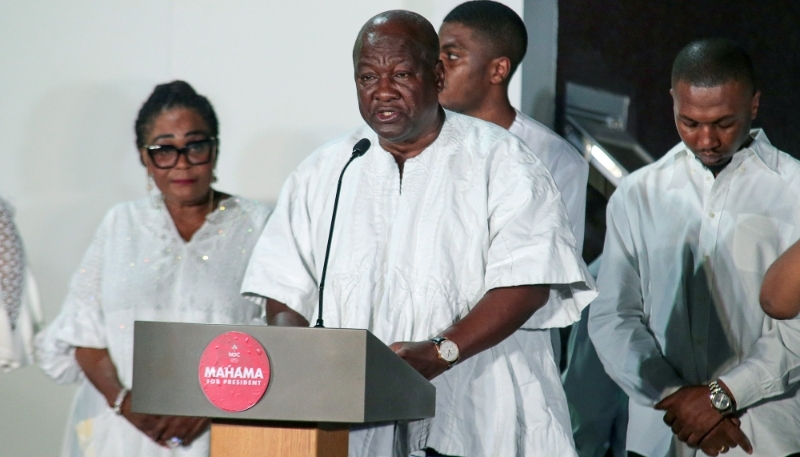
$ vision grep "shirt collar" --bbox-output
[746,129,779,173]
[660,129,778,174]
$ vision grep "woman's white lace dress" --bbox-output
[36,196,270,457]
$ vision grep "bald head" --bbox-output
[353,10,440,70]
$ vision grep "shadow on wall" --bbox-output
[236,129,347,204]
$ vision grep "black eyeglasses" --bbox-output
[146,138,217,169]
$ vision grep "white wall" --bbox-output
[521,0,559,127]
[0,1,543,456]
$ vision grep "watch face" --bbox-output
[439,340,459,362]
[712,392,731,410]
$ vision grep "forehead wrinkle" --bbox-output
[357,53,411,68]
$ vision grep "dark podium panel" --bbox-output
[131,322,435,457]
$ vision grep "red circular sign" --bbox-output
[198,331,270,412]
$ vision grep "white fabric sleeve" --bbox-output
[484,138,597,329]
[35,216,109,384]
[718,317,800,410]
[588,191,687,406]
[549,148,589,252]
[241,171,318,323]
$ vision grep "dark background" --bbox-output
[556,1,800,158]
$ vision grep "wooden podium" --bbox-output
[131,322,435,457]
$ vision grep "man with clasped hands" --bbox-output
[589,39,800,457]
[242,10,596,457]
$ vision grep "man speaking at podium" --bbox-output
[242,10,596,457]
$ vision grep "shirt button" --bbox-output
[706,176,712,181]
[709,212,715,218]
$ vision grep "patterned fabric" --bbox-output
[0,198,25,329]
[0,197,41,373]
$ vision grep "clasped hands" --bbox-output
[655,385,752,455]
[119,390,210,448]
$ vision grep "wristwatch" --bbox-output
[709,380,734,415]
[431,336,460,368]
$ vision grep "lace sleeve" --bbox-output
[36,211,108,383]
[0,199,25,330]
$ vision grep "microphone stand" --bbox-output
[315,139,370,327]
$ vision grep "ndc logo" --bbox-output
[197,331,270,412]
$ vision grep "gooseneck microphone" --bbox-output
[315,138,371,328]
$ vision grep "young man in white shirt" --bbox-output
[589,38,800,457]
[437,4,629,456]
[437,1,587,244]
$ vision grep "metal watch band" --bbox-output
[113,387,130,415]
[708,380,734,414]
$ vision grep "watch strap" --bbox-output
[430,336,459,367]
[708,380,734,414]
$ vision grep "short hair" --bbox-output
[134,80,219,149]
[671,38,756,94]
[443,1,528,79]
[353,10,440,70]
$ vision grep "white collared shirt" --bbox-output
[589,130,800,457]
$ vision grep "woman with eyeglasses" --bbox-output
[36,81,270,457]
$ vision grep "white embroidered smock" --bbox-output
[589,131,800,457]
[509,109,590,363]
[241,111,598,456]
[509,109,588,247]
[36,196,270,457]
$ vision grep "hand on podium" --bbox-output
[389,341,449,380]
[390,286,550,382]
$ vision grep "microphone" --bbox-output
[315,138,371,327]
